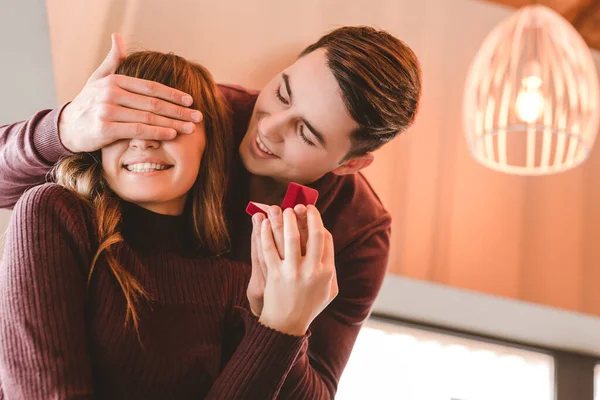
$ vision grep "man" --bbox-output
[0,26,421,398]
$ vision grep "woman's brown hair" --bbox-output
[53,51,232,332]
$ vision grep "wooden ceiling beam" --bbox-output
[483,0,600,51]
[570,0,600,52]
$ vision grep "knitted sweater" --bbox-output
[0,183,307,399]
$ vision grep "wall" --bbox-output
[0,0,56,254]
[42,0,600,317]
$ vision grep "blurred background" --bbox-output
[2,0,600,398]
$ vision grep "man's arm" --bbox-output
[278,220,390,399]
[0,106,72,208]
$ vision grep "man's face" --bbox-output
[239,49,360,185]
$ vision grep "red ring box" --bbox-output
[246,182,319,216]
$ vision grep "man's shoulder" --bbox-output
[217,84,258,144]
[322,172,390,220]
[217,83,259,109]
[319,172,391,250]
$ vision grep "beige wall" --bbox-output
[1,0,56,256]
[45,0,600,317]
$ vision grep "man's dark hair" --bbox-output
[300,26,422,161]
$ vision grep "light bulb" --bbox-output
[516,74,544,123]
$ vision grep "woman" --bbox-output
[0,51,337,399]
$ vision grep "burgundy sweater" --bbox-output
[0,183,307,399]
[0,84,392,399]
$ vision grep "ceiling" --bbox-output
[485,0,600,51]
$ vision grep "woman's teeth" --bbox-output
[256,135,274,155]
[125,163,171,173]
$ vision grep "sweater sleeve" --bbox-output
[276,220,391,399]
[208,218,390,400]
[0,183,95,399]
[207,308,308,400]
[0,105,72,209]
[203,263,305,400]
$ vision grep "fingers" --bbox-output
[329,264,339,300]
[248,216,266,317]
[321,228,338,301]
[283,208,301,260]
[267,206,284,259]
[103,105,198,135]
[90,33,127,82]
[293,204,308,256]
[112,32,127,60]
[306,205,325,262]
[260,220,281,268]
[91,33,194,111]
[108,81,199,123]
[247,259,265,317]
[251,214,260,267]
[104,122,178,142]
[114,75,195,109]
[322,229,335,265]
[252,213,267,278]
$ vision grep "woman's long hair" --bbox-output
[53,51,232,332]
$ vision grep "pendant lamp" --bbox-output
[463,5,599,175]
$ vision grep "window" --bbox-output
[595,364,600,400]
[337,318,554,400]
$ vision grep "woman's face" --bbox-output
[101,123,206,215]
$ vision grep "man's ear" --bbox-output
[331,153,374,176]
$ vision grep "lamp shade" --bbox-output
[463,5,599,175]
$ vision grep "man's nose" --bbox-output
[258,112,291,143]
[129,138,161,150]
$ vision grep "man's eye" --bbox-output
[299,126,315,147]
[275,86,289,105]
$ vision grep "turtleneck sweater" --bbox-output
[0,183,307,400]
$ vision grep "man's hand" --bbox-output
[58,33,203,153]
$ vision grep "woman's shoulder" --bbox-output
[17,182,90,214]
[13,183,96,238]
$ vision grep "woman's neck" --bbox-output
[132,194,187,216]
[120,200,195,254]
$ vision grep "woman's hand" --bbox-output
[252,205,338,336]
[247,204,308,317]
[247,211,268,317]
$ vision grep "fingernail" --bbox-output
[270,207,281,217]
[166,129,177,139]
[191,111,202,122]
[182,95,193,106]
[183,123,194,134]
